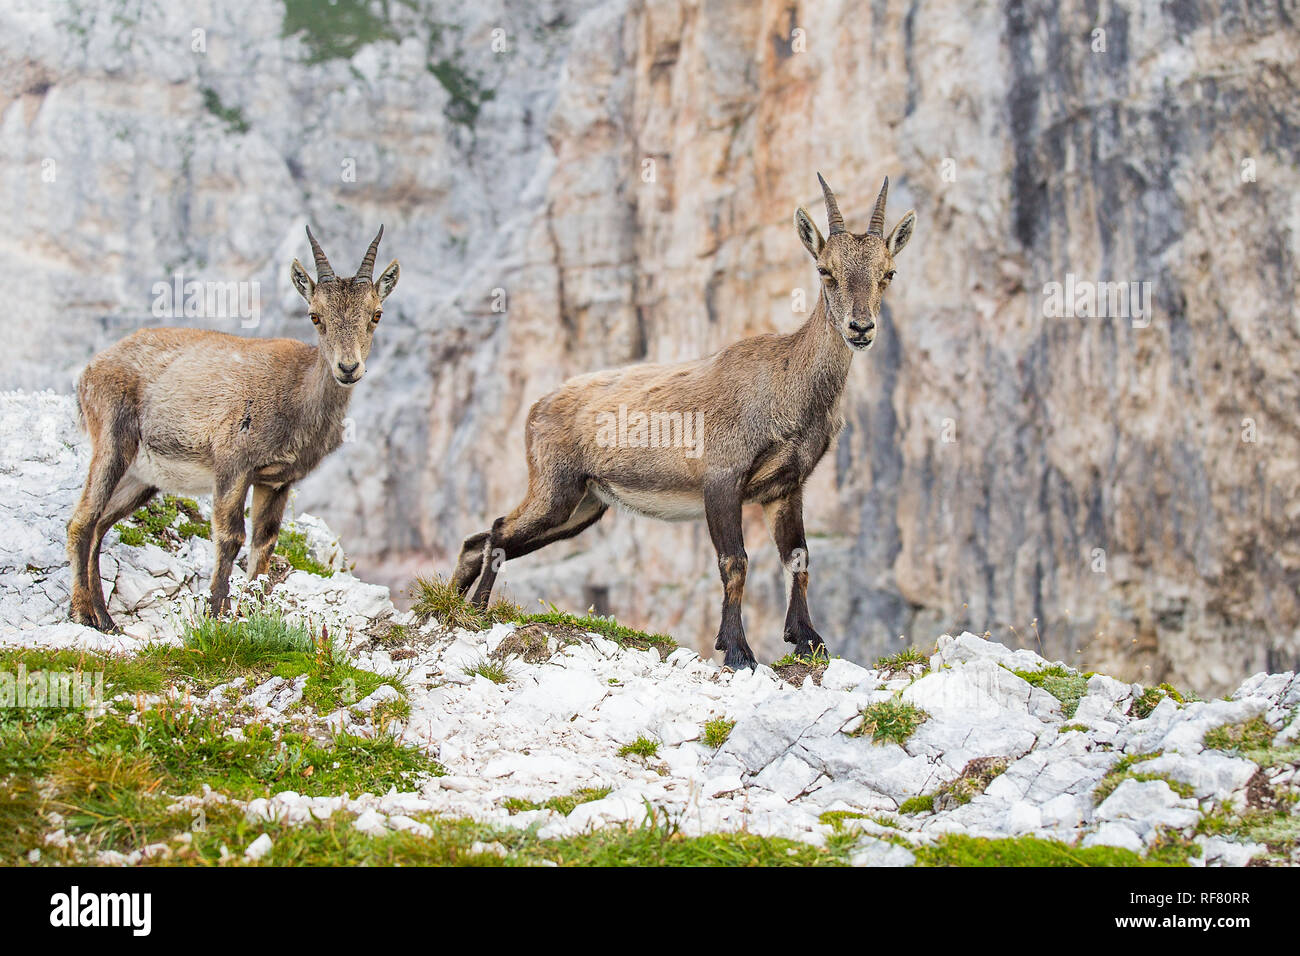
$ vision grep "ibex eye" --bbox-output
[309,313,321,325]
[817,268,832,279]
[372,310,382,323]
[884,270,896,281]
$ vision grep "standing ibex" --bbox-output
[453,175,915,668]
[67,226,399,632]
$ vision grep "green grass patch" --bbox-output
[897,758,1009,816]
[282,0,396,64]
[8,794,847,866]
[372,696,411,731]
[136,610,401,712]
[1131,683,1187,719]
[0,692,444,863]
[113,495,209,550]
[515,608,675,652]
[409,575,510,630]
[898,794,934,815]
[408,576,674,652]
[914,833,1193,867]
[200,87,249,134]
[703,717,735,749]
[1196,795,1300,864]
[1203,716,1275,753]
[1012,666,1089,719]
[850,699,929,746]
[618,736,660,759]
[0,647,165,705]
[529,815,842,867]
[502,787,611,817]
[933,757,1009,809]
[145,609,315,684]
[83,712,435,801]
[773,648,829,669]
[126,606,404,716]
[818,810,870,829]
[275,528,333,577]
[874,646,929,673]
[463,657,509,685]
[426,59,496,128]
[1093,752,1194,806]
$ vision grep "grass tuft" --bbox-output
[773,647,829,669]
[914,834,1194,867]
[408,576,673,652]
[1203,716,1274,753]
[618,736,660,759]
[874,646,930,674]
[114,495,209,550]
[898,794,934,815]
[850,699,929,746]
[275,528,333,577]
[463,657,510,685]
[1092,752,1194,806]
[1130,683,1187,719]
[703,717,736,749]
[502,788,611,816]
[281,0,396,64]
[1012,666,1089,719]
[932,757,1009,809]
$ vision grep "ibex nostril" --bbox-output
[338,362,359,374]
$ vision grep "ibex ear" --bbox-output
[886,210,916,256]
[375,259,399,301]
[794,207,824,259]
[290,258,315,302]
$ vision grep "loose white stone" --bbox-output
[244,833,273,861]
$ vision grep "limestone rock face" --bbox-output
[2,1,1297,692]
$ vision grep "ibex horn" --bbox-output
[305,225,335,282]
[357,225,384,281]
[867,177,889,237]
[818,172,845,236]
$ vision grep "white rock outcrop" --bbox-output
[2,393,1296,866]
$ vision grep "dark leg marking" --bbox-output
[86,478,156,632]
[469,485,601,608]
[67,408,139,631]
[704,475,756,670]
[208,472,252,617]
[249,484,290,582]
[764,489,825,657]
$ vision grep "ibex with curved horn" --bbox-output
[453,175,915,668]
[67,226,399,631]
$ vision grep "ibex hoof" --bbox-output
[787,627,826,659]
[722,645,757,671]
[70,606,118,634]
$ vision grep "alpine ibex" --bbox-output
[67,226,399,631]
[453,175,915,668]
